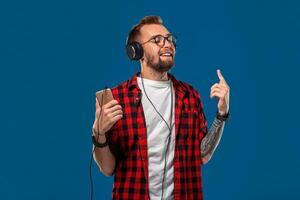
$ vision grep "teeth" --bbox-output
[161,53,171,56]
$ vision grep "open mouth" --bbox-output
[159,52,173,58]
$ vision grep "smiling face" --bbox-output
[138,24,176,72]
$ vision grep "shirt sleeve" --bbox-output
[192,89,208,140]
[105,122,121,173]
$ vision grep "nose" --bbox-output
[163,38,172,48]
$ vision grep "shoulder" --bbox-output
[174,78,203,101]
[110,74,138,100]
[111,72,139,92]
[109,80,130,104]
[111,79,130,93]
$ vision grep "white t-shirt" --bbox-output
[137,77,175,200]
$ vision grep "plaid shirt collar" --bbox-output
[127,72,187,96]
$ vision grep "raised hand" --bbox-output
[210,69,230,115]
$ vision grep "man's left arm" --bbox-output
[201,69,230,164]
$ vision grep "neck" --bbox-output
[140,64,169,81]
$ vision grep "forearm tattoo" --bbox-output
[201,117,225,159]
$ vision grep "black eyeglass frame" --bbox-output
[141,34,177,48]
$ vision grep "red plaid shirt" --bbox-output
[106,72,207,199]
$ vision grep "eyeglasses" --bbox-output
[141,34,177,48]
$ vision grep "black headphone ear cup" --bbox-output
[126,42,144,60]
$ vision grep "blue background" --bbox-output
[1,0,299,199]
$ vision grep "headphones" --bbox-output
[125,25,177,61]
[125,26,144,60]
[126,41,144,60]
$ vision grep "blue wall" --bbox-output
[1,0,299,199]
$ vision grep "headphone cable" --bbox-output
[140,74,173,200]
[89,87,107,200]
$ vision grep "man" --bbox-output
[92,16,230,200]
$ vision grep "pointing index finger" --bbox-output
[217,69,227,84]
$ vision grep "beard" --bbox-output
[145,53,175,72]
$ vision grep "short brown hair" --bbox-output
[127,16,163,44]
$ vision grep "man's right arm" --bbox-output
[93,134,116,176]
[92,99,123,176]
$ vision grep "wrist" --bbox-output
[216,111,230,122]
[92,135,109,148]
[93,133,106,142]
[218,109,228,116]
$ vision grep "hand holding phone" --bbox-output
[93,89,123,136]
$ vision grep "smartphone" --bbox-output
[95,88,114,107]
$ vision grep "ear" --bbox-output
[140,50,146,61]
[139,57,144,65]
